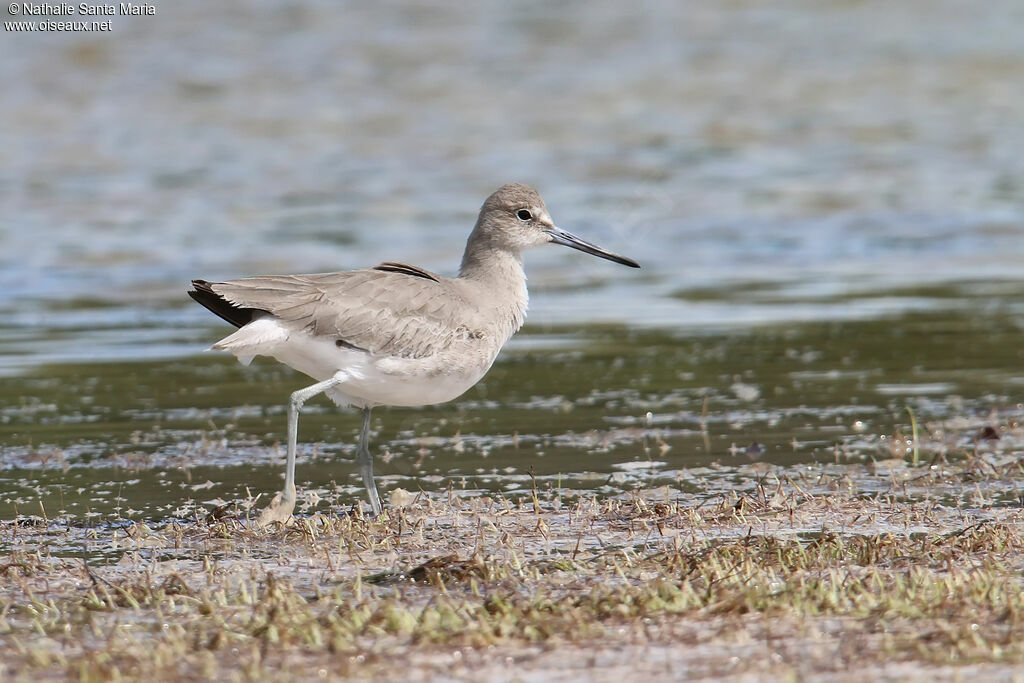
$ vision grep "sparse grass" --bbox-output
[4,485,1024,681]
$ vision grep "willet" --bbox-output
[189,183,639,524]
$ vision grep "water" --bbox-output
[3,0,1024,521]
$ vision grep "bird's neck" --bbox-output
[458,232,529,338]
[459,230,523,281]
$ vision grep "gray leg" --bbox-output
[357,406,382,516]
[258,375,343,525]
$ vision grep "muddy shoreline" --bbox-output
[5,436,1024,680]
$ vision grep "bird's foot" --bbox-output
[257,490,296,526]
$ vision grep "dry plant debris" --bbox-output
[3,481,1024,681]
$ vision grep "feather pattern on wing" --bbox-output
[207,265,484,359]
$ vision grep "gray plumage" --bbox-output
[189,183,638,523]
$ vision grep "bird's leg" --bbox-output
[258,374,344,526]
[356,405,383,517]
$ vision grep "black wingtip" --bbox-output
[188,280,260,329]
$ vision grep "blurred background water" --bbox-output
[2,0,1024,520]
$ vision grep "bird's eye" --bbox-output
[516,209,533,221]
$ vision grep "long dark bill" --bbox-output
[546,227,640,268]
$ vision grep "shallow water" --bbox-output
[4,303,1024,521]
[3,0,1024,521]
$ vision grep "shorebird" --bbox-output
[189,183,639,524]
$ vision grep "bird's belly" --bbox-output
[336,359,488,407]
[214,318,499,408]
[250,330,493,408]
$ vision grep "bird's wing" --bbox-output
[206,265,478,359]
